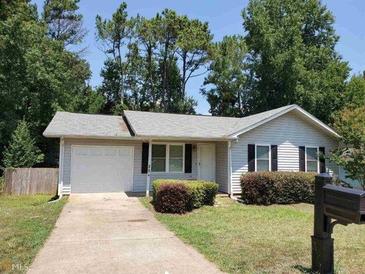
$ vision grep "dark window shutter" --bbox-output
[299,146,305,172]
[248,144,255,172]
[271,145,278,171]
[185,144,192,173]
[141,143,149,174]
[319,147,325,173]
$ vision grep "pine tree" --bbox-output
[3,121,44,168]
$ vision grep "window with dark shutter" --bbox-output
[299,146,305,172]
[248,144,255,172]
[271,145,278,171]
[184,144,192,173]
[319,147,325,173]
[141,143,149,174]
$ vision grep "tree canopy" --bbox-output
[95,3,212,114]
[241,0,349,122]
[0,0,102,166]
[331,107,365,188]
[201,35,250,117]
[43,0,86,47]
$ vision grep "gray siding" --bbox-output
[231,111,338,194]
[62,139,198,193]
[215,141,229,193]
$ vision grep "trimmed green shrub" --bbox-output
[154,184,191,214]
[152,179,219,212]
[240,172,316,205]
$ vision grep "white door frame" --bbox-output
[197,143,216,181]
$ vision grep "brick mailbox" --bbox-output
[323,184,365,224]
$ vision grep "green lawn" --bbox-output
[0,195,67,273]
[140,197,365,274]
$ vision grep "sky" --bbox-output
[32,0,365,114]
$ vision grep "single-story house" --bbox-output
[43,104,342,196]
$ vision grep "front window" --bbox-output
[256,145,270,171]
[151,144,184,173]
[169,145,184,172]
[306,147,318,172]
[151,144,166,172]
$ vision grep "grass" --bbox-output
[140,197,365,274]
[0,195,67,273]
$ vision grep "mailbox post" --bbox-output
[312,174,333,274]
[312,174,365,274]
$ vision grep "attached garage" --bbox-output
[70,145,134,193]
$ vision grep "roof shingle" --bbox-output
[44,104,337,140]
[43,112,132,138]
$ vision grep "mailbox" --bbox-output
[323,184,365,224]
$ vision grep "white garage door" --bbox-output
[70,146,134,193]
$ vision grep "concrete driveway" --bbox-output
[28,193,222,274]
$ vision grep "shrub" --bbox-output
[152,179,219,212]
[187,181,218,207]
[240,172,316,205]
[154,184,191,214]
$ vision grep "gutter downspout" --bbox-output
[146,139,152,197]
[58,137,64,198]
[227,141,233,197]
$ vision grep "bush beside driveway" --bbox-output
[140,196,365,273]
[0,195,66,273]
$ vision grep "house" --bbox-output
[43,104,341,196]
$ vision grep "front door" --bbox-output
[197,144,216,181]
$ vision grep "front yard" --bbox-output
[0,195,66,273]
[140,196,365,273]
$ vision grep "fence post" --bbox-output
[311,173,333,274]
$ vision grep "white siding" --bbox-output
[216,141,229,193]
[231,111,338,194]
[62,139,198,193]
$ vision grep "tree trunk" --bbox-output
[147,45,155,106]
[182,51,187,98]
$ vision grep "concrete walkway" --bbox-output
[28,193,222,274]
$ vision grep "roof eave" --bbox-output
[43,133,138,140]
[132,135,236,141]
[43,133,236,142]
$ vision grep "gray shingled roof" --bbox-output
[124,105,294,139]
[43,112,132,138]
[44,104,338,139]
[124,111,240,139]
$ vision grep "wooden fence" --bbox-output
[4,168,58,195]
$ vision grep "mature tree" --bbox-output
[201,35,250,117]
[175,14,212,97]
[42,0,86,46]
[157,56,197,113]
[96,4,210,114]
[331,107,365,189]
[3,121,44,168]
[0,0,102,166]
[242,0,349,123]
[153,9,210,112]
[343,73,365,109]
[135,15,160,109]
[96,2,133,113]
